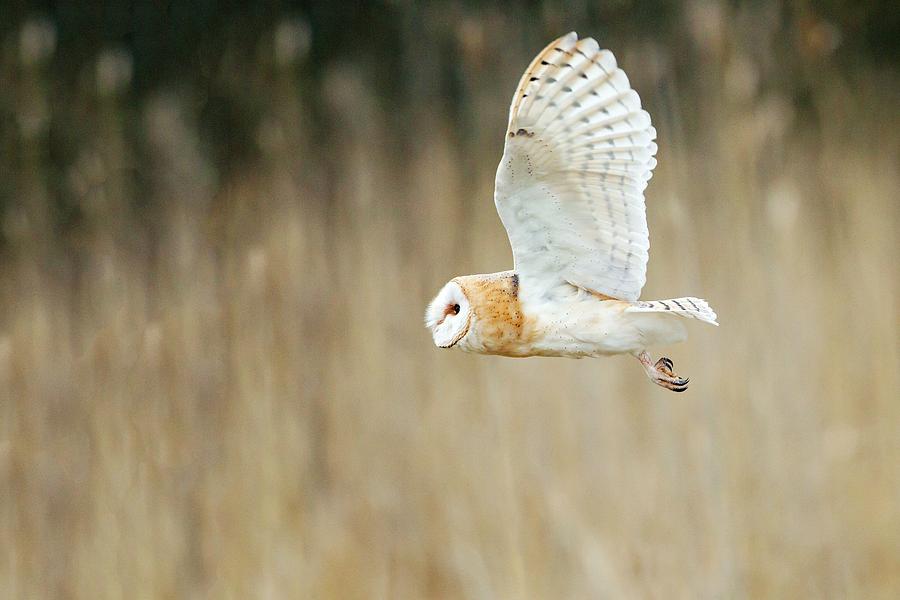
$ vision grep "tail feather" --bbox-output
[626,297,718,325]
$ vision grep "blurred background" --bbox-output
[1,1,898,598]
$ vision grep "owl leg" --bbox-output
[635,351,689,393]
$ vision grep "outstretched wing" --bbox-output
[494,32,657,301]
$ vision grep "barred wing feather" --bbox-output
[494,32,657,301]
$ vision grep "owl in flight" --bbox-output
[425,32,717,392]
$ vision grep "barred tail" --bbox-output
[625,297,718,325]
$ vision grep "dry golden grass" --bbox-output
[1,10,899,599]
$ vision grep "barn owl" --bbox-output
[425,32,717,392]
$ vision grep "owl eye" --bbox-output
[452,304,461,315]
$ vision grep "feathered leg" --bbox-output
[635,351,689,392]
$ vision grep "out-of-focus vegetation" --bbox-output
[1,1,898,598]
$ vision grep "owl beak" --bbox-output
[438,311,470,349]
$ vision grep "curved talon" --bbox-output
[662,377,689,392]
[655,357,677,378]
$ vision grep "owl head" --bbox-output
[425,280,472,348]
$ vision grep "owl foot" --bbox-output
[636,351,690,393]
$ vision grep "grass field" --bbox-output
[1,5,898,598]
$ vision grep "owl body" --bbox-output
[431,271,687,358]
